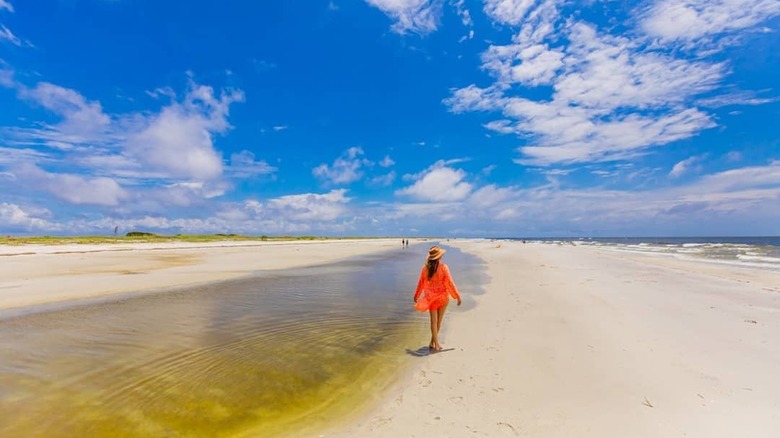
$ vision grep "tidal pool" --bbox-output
[0,244,484,437]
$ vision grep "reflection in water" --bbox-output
[0,245,484,437]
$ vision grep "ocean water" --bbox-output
[0,244,483,437]
[506,236,780,271]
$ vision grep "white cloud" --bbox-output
[0,203,51,232]
[556,23,725,110]
[127,83,244,180]
[372,160,780,236]
[640,0,780,44]
[467,184,515,209]
[444,2,772,166]
[34,188,358,235]
[669,155,703,178]
[481,18,568,87]
[5,76,247,182]
[313,146,371,184]
[0,24,20,46]
[226,150,276,178]
[20,82,111,138]
[445,84,505,113]
[726,151,743,162]
[687,160,780,192]
[0,202,49,229]
[379,155,395,167]
[0,1,13,12]
[1,73,266,214]
[0,66,13,87]
[483,0,539,26]
[396,165,472,201]
[4,160,779,236]
[364,0,442,34]
[482,164,497,175]
[272,125,287,131]
[14,164,127,206]
[0,146,49,165]
[268,189,351,221]
[697,90,776,108]
[145,87,176,100]
[451,0,474,40]
[371,170,396,186]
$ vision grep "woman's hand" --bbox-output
[457,298,462,306]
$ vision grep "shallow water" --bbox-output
[0,244,484,437]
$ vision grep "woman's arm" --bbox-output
[442,264,462,303]
[413,265,426,302]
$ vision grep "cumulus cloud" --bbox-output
[14,163,127,206]
[127,83,244,180]
[2,74,253,184]
[4,76,246,181]
[396,164,472,201]
[268,189,351,222]
[364,0,442,34]
[313,146,372,185]
[4,158,779,236]
[392,161,780,236]
[0,203,52,232]
[0,71,280,221]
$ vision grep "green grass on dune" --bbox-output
[0,234,379,246]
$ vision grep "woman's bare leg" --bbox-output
[434,301,448,350]
[428,309,439,349]
[436,301,448,333]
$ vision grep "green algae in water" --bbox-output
[0,248,456,437]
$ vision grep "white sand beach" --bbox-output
[333,239,780,438]
[2,239,779,437]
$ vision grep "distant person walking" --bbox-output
[413,245,462,351]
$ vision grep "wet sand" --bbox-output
[334,239,780,438]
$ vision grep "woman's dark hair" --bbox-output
[426,259,439,280]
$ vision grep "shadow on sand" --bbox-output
[405,346,456,357]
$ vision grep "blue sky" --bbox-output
[0,0,779,237]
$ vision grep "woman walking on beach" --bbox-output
[414,246,462,351]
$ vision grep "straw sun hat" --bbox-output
[427,245,445,261]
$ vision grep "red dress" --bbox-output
[413,263,461,312]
